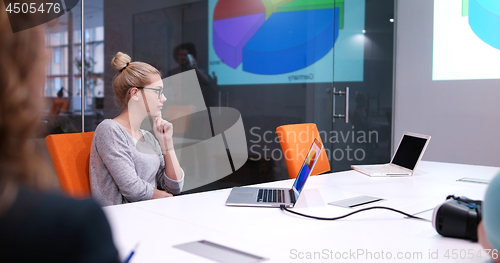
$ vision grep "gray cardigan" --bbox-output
[90,119,184,206]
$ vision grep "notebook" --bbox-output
[351,132,431,176]
[225,139,323,208]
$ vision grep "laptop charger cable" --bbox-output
[279,205,426,221]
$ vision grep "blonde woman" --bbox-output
[90,52,184,206]
[0,5,119,262]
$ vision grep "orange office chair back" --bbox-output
[276,123,330,179]
[45,132,94,199]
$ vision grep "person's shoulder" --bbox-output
[94,119,127,139]
[29,189,103,217]
[5,188,120,263]
[489,172,500,187]
[484,172,500,251]
[95,119,121,131]
[485,173,500,202]
[33,190,113,236]
[168,66,182,76]
[4,188,107,233]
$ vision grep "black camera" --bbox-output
[432,195,482,241]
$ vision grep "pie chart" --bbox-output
[212,0,344,75]
[467,0,500,50]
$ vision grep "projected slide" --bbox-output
[208,0,365,85]
[433,0,500,81]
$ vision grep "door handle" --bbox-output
[332,87,349,123]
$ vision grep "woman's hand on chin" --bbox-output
[153,115,174,153]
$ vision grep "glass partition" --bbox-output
[326,0,394,171]
[43,0,395,193]
[41,0,104,135]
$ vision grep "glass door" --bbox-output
[315,0,395,172]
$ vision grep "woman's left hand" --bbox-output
[153,115,174,153]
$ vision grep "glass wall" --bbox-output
[325,0,395,171]
[42,0,103,136]
[42,3,82,135]
[43,0,395,193]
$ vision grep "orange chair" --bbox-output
[45,132,94,199]
[48,98,69,116]
[276,123,330,179]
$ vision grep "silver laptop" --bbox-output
[226,139,324,208]
[351,132,431,176]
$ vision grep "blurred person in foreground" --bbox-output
[0,5,120,263]
[478,171,500,263]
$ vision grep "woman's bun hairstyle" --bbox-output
[111,52,160,108]
[111,52,131,72]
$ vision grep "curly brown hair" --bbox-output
[0,3,52,212]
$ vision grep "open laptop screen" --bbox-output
[391,134,429,170]
[292,139,323,200]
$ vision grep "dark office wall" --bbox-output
[103,0,203,118]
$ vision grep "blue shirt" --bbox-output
[484,171,500,250]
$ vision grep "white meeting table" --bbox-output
[103,161,500,262]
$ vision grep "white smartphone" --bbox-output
[187,54,194,66]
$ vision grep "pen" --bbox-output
[124,242,140,263]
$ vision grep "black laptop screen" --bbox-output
[391,134,428,170]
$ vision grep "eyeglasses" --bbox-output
[137,86,163,99]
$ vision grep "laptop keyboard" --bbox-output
[257,189,285,203]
